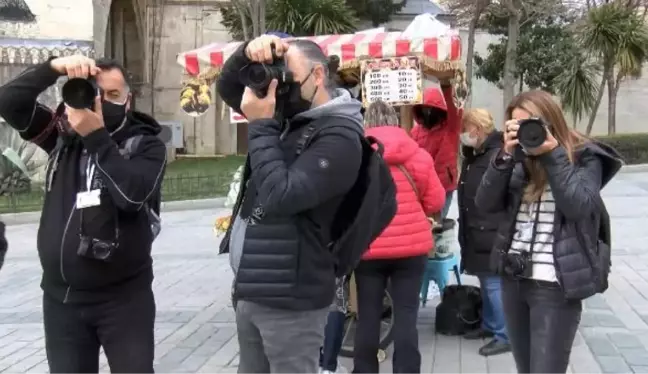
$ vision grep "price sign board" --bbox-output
[360,57,423,107]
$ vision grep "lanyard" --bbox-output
[86,158,95,192]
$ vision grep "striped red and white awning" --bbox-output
[177,32,462,76]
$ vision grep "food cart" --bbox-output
[176,30,466,130]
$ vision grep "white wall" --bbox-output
[0,0,94,41]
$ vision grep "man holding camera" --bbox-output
[0,55,166,373]
[217,35,364,373]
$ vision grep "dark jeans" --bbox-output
[320,311,346,371]
[502,277,582,373]
[353,255,426,374]
[43,288,156,373]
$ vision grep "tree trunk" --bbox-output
[502,2,521,114]
[606,74,617,135]
[464,0,488,108]
[233,0,251,40]
[585,71,608,136]
[250,0,260,37]
[259,0,266,35]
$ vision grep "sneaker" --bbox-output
[319,365,348,374]
[478,339,512,356]
[464,328,494,340]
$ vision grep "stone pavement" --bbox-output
[1,172,648,373]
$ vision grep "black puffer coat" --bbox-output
[475,141,622,300]
[457,131,505,274]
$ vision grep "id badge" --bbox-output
[514,222,533,240]
[76,189,101,209]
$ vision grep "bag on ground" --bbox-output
[435,284,482,336]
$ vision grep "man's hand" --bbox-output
[66,95,105,137]
[50,55,100,78]
[241,79,277,121]
[245,35,289,63]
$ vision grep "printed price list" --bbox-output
[364,69,418,104]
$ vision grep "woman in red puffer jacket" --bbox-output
[353,100,445,374]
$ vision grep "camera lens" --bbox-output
[62,78,97,109]
[517,118,546,148]
[246,64,271,88]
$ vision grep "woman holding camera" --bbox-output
[457,109,510,357]
[475,90,622,373]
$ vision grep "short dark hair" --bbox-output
[95,58,131,88]
[288,40,339,92]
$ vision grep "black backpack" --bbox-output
[576,195,611,294]
[119,135,162,240]
[435,285,482,335]
[296,121,397,277]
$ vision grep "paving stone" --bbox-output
[632,366,648,373]
[586,336,619,356]
[609,332,645,349]
[596,356,632,373]
[586,295,612,310]
[619,348,648,366]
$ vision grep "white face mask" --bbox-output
[460,132,478,147]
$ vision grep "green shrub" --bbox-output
[594,133,648,165]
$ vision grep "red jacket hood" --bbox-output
[365,126,420,165]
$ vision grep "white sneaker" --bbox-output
[319,365,348,374]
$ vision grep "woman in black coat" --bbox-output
[457,108,510,357]
[475,90,622,373]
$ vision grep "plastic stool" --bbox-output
[420,253,462,306]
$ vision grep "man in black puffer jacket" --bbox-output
[217,34,363,373]
[0,56,165,373]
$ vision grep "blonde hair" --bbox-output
[506,90,586,202]
[364,100,400,128]
[462,108,495,134]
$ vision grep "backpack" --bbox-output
[119,135,162,240]
[577,195,611,294]
[296,121,397,277]
[435,284,482,336]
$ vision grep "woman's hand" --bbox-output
[526,129,559,156]
[503,119,519,155]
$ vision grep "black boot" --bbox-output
[478,339,512,356]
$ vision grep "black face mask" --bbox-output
[102,100,128,132]
[282,70,317,119]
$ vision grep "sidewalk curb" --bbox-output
[2,163,647,226]
[620,164,648,173]
[2,197,227,226]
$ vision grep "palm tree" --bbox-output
[0,120,48,195]
[220,0,358,39]
[555,53,600,130]
[576,3,648,134]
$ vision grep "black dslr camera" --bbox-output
[517,118,547,149]
[62,77,103,110]
[77,235,118,262]
[499,250,532,278]
[239,43,294,98]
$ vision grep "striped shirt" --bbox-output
[509,187,557,283]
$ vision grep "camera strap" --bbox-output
[527,197,543,256]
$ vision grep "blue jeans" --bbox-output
[441,190,454,219]
[319,311,346,371]
[479,276,509,344]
